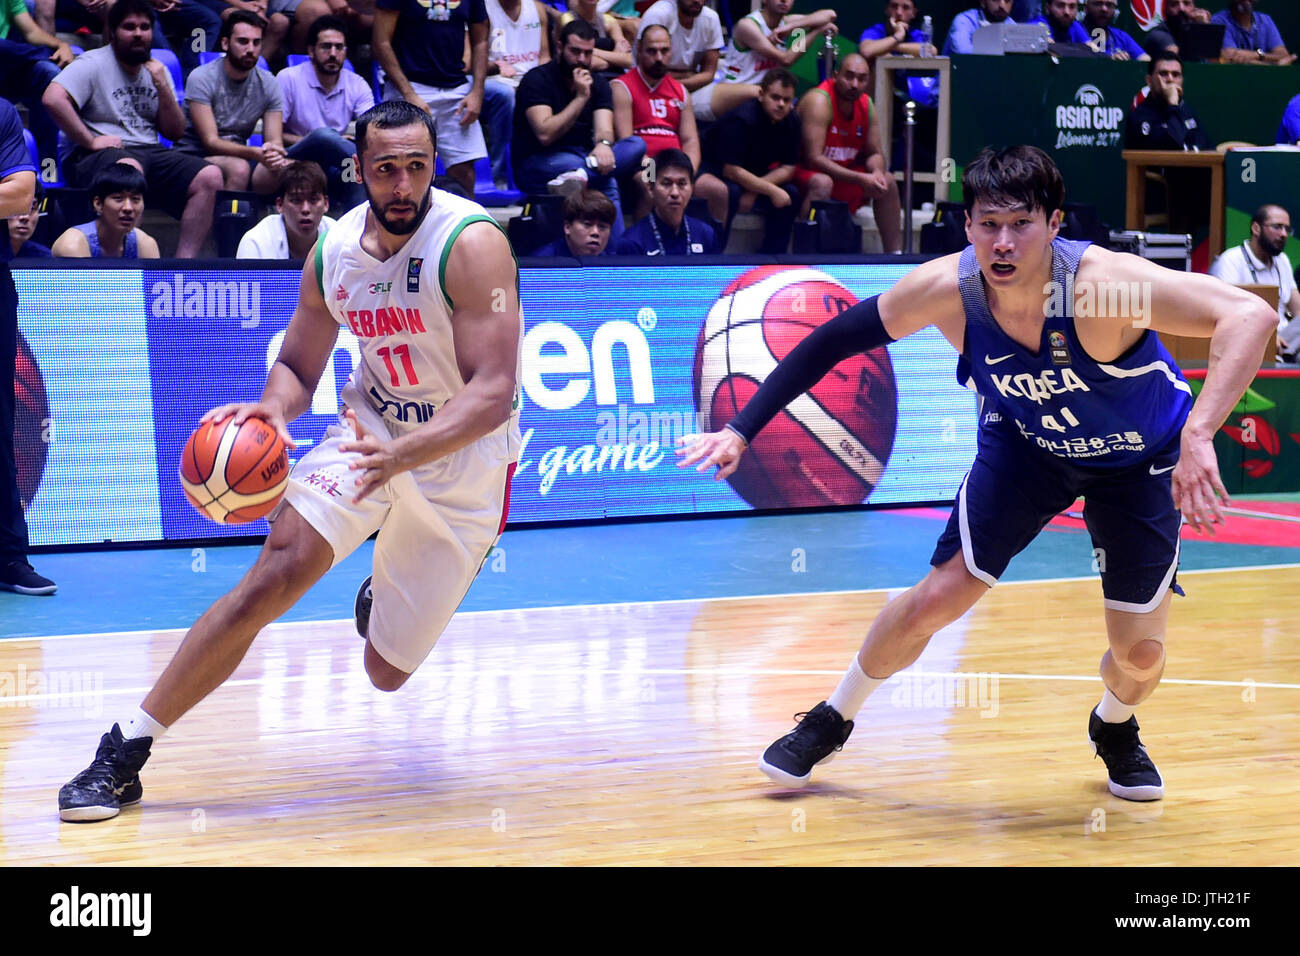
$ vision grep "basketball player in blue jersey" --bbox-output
[56,101,524,822]
[679,145,1276,800]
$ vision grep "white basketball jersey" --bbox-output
[316,189,523,452]
[717,11,785,86]
[485,0,544,89]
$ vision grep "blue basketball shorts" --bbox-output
[932,415,1184,613]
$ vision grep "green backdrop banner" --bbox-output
[950,55,1300,228]
[1223,151,1300,268]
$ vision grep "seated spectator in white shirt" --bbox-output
[1209,203,1300,360]
[237,160,336,258]
[276,14,372,211]
[482,0,551,190]
[177,11,290,193]
[51,161,160,258]
[637,0,724,95]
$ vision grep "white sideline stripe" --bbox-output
[2,669,1296,706]
[4,562,1300,645]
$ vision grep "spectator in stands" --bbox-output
[943,0,1014,55]
[277,14,370,211]
[637,0,725,96]
[696,67,801,255]
[1030,0,1088,44]
[512,18,644,239]
[482,0,551,191]
[859,1,936,60]
[560,0,632,75]
[43,0,223,258]
[1209,203,1300,359]
[531,186,614,256]
[614,146,716,255]
[51,0,222,79]
[693,0,836,124]
[51,161,160,257]
[374,0,489,195]
[793,52,901,252]
[178,11,289,193]
[600,0,640,46]
[1213,1,1295,65]
[7,182,51,258]
[236,159,334,257]
[1125,52,1207,151]
[1081,0,1147,60]
[0,0,73,166]
[612,24,726,219]
[1142,0,1211,59]
[1277,91,1300,145]
[283,1,345,60]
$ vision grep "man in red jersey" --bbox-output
[793,52,902,253]
[613,23,725,222]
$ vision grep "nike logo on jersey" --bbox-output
[1149,464,1176,475]
[985,354,1015,365]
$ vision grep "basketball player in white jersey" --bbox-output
[692,0,838,122]
[57,101,524,822]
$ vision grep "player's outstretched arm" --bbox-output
[1089,248,1277,532]
[203,244,339,448]
[677,254,962,477]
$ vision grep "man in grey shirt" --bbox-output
[179,10,290,194]
[41,0,222,258]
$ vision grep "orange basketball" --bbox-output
[179,416,290,524]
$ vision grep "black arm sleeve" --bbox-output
[725,294,895,444]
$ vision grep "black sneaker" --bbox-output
[0,560,56,595]
[1088,709,1164,801]
[354,575,372,640]
[759,701,854,787]
[58,724,152,822]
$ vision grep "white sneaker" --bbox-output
[547,168,588,197]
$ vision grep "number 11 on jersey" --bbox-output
[377,344,420,387]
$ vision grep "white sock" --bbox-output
[826,656,886,722]
[1095,688,1135,724]
[122,706,168,742]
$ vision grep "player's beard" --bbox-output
[365,183,432,236]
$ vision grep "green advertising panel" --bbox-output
[1223,151,1300,268]
[1189,373,1300,494]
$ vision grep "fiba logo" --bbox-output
[693,266,898,509]
[1055,85,1124,149]
[14,331,49,510]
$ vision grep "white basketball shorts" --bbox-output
[385,79,489,169]
[279,397,515,673]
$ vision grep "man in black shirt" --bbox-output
[1125,52,1210,237]
[696,67,801,255]
[1142,0,1213,59]
[512,18,646,240]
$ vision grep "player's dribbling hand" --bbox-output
[339,410,404,503]
[201,403,297,450]
[675,429,747,481]
[1172,432,1228,535]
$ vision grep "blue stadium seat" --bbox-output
[198,51,271,71]
[153,48,184,102]
[285,53,356,73]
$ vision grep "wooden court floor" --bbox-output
[2,567,1297,866]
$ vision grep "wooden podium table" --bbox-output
[1121,149,1226,262]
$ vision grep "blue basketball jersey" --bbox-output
[954,238,1193,469]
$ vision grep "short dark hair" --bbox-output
[278,160,328,201]
[90,162,148,204]
[652,148,695,183]
[220,9,266,46]
[759,67,797,92]
[307,14,348,48]
[563,188,616,226]
[108,0,154,32]
[355,100,437,160]
[560,17,599,47]
[962,145,1066,218]
[1252,204,1287,227]
[1148,49,1182,74]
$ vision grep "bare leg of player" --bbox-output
[800,172,834,220]
[759,553,989,786]
[141,505,334,726]
[871,177,903,254]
